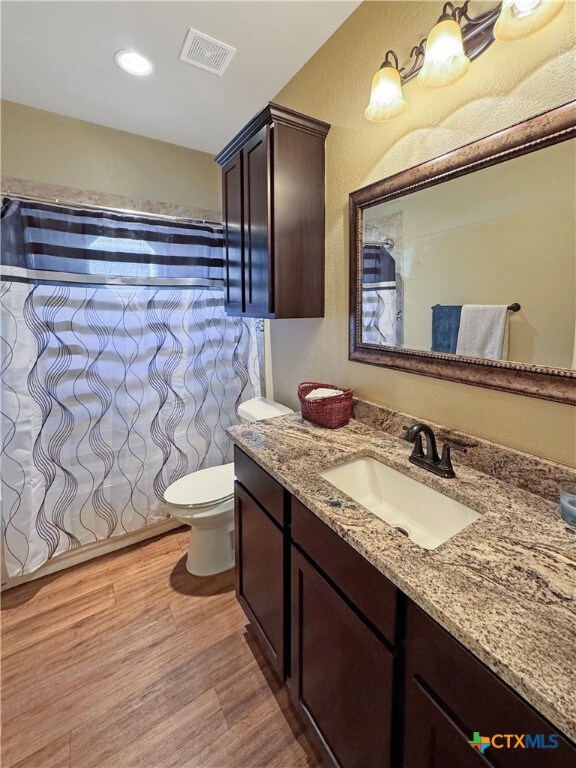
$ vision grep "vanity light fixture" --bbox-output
[417,4,470,88]
[114,50,155,76]
[365,0,566,121]
[494,0,566,42]
[365,51,408,122]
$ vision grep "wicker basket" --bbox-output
[298,382,354,429]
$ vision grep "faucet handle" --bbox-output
[439,441,468,475]
[445,440,467,454]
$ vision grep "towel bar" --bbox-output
[431,303,521,312]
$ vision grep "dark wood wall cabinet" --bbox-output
[233,447,576,768]
[215,103,330,318]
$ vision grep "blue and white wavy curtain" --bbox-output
[1,198,260,577]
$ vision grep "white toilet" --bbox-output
[164,397,293,576]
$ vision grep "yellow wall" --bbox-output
[272,0,576,465]
[1,100,221,213]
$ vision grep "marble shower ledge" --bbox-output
[228,413,576,743]
[1,176,221,223]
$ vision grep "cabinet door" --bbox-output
[222,153,244,314]
[242,124,272,317]
[290,546,394,768]
[404,677,491,768]
[404,602,576,767]
[235,483,285,679]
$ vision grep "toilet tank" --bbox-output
[238,397,293,423]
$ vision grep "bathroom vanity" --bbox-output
[230,411,576,768]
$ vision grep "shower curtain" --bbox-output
[0,198,260,577]
[361,243,402,346]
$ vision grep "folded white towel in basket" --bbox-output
[305,387,344,401]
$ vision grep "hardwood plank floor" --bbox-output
[1,528,324,768]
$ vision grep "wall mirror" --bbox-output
[349,102,576,404]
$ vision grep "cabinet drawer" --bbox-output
[234,446,285,527]
[291,497,397,644]
[405,601,576,766]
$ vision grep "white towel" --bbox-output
[455,305,509,360]
[305,388,344,400]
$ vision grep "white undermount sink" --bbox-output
[319,456,480,550]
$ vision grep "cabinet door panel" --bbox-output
[242,124,272,316]
[235,483,285,678]
[291,547,394,768]
[404,677,492,768]
[405,602,576,767]
[222,153,243,314]
[273,122,325,317]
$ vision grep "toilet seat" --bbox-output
[171,496,234,523]
[164,463,235,508]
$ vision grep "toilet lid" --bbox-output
[164,463,235,508]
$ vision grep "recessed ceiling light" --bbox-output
[114,50,154,76]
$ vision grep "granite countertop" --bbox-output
[228,414,576,742]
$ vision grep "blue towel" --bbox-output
[431,305,462,353]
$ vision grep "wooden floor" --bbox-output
[1,528,325,768]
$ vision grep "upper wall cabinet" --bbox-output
[216,103,330,318]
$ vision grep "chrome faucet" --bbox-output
[402,423,467,479]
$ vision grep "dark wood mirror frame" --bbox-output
[349,101,576,405]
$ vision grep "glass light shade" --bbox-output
[417,18,470,89]
[494,0,565,42]
[365,64,407,122]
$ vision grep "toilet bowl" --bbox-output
[164,397,293,576]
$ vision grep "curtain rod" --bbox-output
[1,190,223,226]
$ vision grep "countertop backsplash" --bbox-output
[352,398,576,503]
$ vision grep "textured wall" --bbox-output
[1,100,221,213]
[271,0,576,465]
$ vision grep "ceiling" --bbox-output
[1,1,360,154]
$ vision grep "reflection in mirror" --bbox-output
[361,139,575,369]
[361,237,402,347]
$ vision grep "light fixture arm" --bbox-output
[442,1,473,22]
[380,50,401,70]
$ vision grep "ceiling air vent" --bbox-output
[179,28,236,76]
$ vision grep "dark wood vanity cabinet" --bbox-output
[234,448,288,679]
[232,453,576,768]
[216,103,330,318]
[290,499,399,768]
[404,602,576,768]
